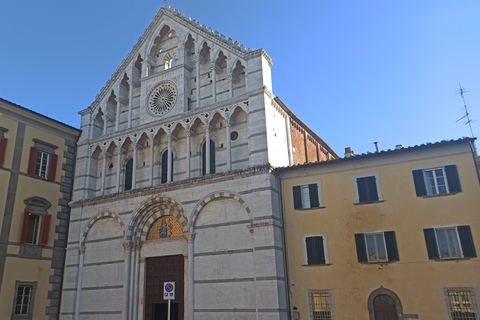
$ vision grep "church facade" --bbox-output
[60,5,336,320]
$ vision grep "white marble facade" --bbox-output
[61,5,298,320]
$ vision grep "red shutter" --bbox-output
[48,153,58,181]
[20,211,30,243]
[39,214,52,246]
[0,138,7,167]
[28,147,38,175]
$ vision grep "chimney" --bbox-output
[344,147,354,158]
[374,142,379,153]
[395,144,402,150]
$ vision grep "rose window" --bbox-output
[148,82,177,116]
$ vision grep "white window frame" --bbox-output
[12,281,36,319]
[307,289,336,320]
[441,286,480,320]
[296,179,324,208]
[429,224,464,259]
[364,232,388,263]
[302,234,330,265]
[423,167,450,196]
[35,150,50,178]
[351,171,383,203]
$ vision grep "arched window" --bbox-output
[125,159,133,191]
[161,150,173,184]
[202,140,215,175]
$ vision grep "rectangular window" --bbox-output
[413,164,461,197]
[355,231,399,263]
[304,235,329,265]
[308,289,335,320]
[26,214,42,245]
[35,150,50,178]
[351,172,383,204]
[12,281,36,319]
[424,225,477,260]
[442,287,480,320]
[293,181,322,209]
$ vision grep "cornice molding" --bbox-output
[69,164,273,208]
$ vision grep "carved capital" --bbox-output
[79,246,86,254]
[123,241,134,251]
[186,130,192,138]
[210,62,216,70]
[194,55,200,63]
[226,74,233,82]
[184,232,195,243]
[101,115,110,122]
[224,118,231,127]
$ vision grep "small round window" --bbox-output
[230,131,239,141]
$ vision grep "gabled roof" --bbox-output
[81,5,272,115]
[274,138,477,172]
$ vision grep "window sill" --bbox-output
[422,192,457,199]
[432,257,469,261]
[302,263,331,267]
[295,206,326,211]
[354,200,385,205]
[360,260,394,265]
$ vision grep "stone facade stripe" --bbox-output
[84,259,124,267]
[84,236,124,244]
[194,277,255,284]
[194,219,251,230]
[195,248,253,256]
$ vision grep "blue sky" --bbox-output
[0,0,479,155]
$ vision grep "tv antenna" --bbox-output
[164,0,169,6]
[455,84,475,138]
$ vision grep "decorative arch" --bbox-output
[367,286,404,320]
[81,211,125,245]
[127,196,187,241]
[189,191,252,232]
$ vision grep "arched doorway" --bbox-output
[373,295,398,320]
[368,287,403,320]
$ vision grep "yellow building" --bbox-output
[276,138,480,320]
[0,99,80,320]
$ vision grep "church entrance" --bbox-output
[145,255,184,320]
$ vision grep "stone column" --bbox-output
[227,74,234,99]
[128,80,134,128]
[84,151,92,199]
[149,143,155,187]
[74,246,86,320]
[195,55,201,109]
[225,118,231,171]
[102,115,109,136]
[130,241,142,320]
[185,233,195,320]
[186,130,191,179]
[210,63,217,104]
[167,133,172,183]
[123,242,133,320]
[101,151,107,195]
[115,98,121,132]
[205,126,210,175]
[116,148,123,193]
[132,144,137,189]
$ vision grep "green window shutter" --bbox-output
[308,184,320,208]
[384,231,399,262]
[412,169,427,197]
[458,226,476,258]
[445,165,462,193]
[354,233,368,263]
[293,186,302,209]
[423,228,440,259]
[306,236,325,265]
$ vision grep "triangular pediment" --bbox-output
[81,5,272,116]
